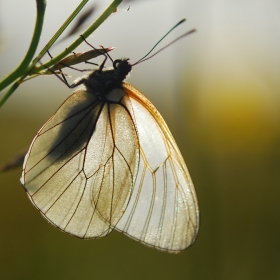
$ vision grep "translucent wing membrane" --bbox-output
[21,88,139,238]
[21,82,199,253]
[115,83,199,253]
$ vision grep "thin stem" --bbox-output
[35,0,124,72]
[0,0,124,108]
[0,0,46,92]
[31,0,90,67]
[0,82,21,108]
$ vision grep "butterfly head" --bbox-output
[113,58,132,80]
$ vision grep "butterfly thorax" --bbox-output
[80,58,132,100]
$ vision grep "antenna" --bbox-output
[132,19,196,66]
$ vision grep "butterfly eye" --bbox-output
[113,59,121,68]
[113,59,130,69]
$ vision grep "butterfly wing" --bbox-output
[21,88,139,238]
[20,81,198,252]
[115,82,199,253]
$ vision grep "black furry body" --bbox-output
[74,59,132,100]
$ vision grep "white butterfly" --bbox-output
[20,57,199,253]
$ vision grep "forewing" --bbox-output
[21,88,139,238]
[115,83,199,253]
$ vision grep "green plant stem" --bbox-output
[35,0,124,72]
[0,81,21,108]
[31,0,90,68]
[0,0,46,93]
[0,0,124,108]
[0,0,89,103]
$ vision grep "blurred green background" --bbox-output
[1,0,280,279]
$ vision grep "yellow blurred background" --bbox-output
[1,0,280,279]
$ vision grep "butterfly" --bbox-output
[20,26,199,253]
